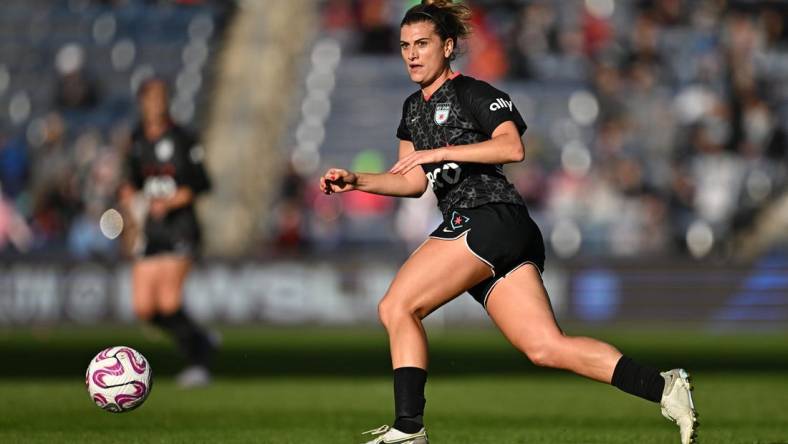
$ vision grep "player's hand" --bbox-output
[319,168,358,195]
[149,199,170,220]
[389,148,447,175]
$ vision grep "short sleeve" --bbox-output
[465,80,527,137]
[396,98,412,141]
[176,131,211,195]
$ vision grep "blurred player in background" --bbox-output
[119,78,216,388]
[320,1,697,443]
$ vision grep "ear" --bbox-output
[443,38,454,59]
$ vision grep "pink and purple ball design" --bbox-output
[85,346,152,413]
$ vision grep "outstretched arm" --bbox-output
[389,121,524,175]
[319,140,428,198]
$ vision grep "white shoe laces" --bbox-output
[362,425,391,436]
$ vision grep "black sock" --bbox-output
[151,308,213,367]
[611,355,665,403]
[393,367,427,433]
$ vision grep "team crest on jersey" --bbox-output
[450,211,470,230]
[155,139,174,161]
[434,103,451,125]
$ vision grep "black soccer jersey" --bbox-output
[126,124,211,251]
[396,73,527,217]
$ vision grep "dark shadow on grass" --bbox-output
[1,326,788,378]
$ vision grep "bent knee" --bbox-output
[526,347,557,368]
[156,295,182,316]
[378,295,422,327]
[133,304,156,321]
[518,339,564,368]
[377,297,404,327]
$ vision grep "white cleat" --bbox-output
[176,365,211,388]
[660,368,699,443]
[360,425,428,444]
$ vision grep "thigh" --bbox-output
[131,259,162,319]
[155,255,192,314]
[382,234,494,318]
[485,264,563,348]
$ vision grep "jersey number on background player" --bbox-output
[143,176,177,199]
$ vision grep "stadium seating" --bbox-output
[0,0,231,256]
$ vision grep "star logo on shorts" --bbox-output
[450,211,470,230]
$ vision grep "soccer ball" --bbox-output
[86,346,152,413]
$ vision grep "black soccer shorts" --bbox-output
[429,203,545,307]
[143,236,197,258]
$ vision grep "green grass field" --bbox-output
[1,326,787,443]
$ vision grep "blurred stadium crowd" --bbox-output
[270,0,788,259]
[1,0,787,261]
[0,0,232,258]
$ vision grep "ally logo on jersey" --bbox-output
[489,98,513,112]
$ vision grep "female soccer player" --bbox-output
[120,78,216,388]
[319,1,698,443]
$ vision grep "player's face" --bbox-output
[139,81,169,121]
[400,21,453,86]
